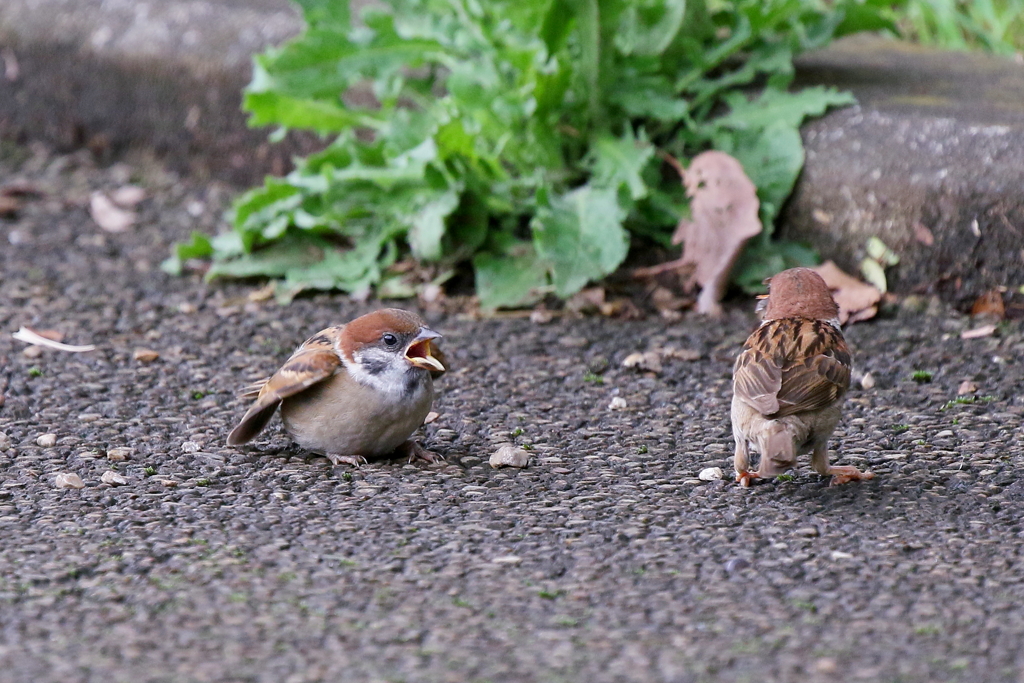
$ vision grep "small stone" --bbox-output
[698,467,723,481]
[830,551,854,560]
[530,308,554,324]
[54,473,85,489]
[860,372,876,390]
[935,430,955,439]
[724,558,750,573]
[423,411,440,425]
[491,555,522,565]
[814,658,839,675]
[796,526,820,537]
[101,471,128,486]
[957,380,978,395]
[0,432,10,450]
[489,444,531,469]
[622,351,662,373]
[558,335,589,349]
[133,348,160,362]
[22,345,43,359]
[36,433,57,448]
[608,397,628,411]
[181,441,201,454]
[161,479,179,487]
[106,447,131,461]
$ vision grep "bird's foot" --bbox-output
[400,440,444,464]
[325,453,367,467]
[826,465,875,486]
[736,470,760,487]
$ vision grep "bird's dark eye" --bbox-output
[382,333,399,347]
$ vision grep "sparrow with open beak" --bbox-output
[731,267,874,487]
[227,308,447,466]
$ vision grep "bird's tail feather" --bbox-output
[226,399,280,446]
[757,421,796,476]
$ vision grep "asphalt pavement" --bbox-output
[1,145,1023,683]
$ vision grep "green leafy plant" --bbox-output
[897,0,1024,54]
[167,0,894,307]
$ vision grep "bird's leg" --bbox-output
[325,453,367,467]
[398,440,444,464]
[811,443,874,486]
[734,439,759,487]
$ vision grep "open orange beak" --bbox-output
[405,328,445,373]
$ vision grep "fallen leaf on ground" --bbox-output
[811,261,881,324]
[133,348,160,362]
[914,222,934,246]
[961,324,996,339]
[12,327,96,352]
[90,191,136,232]
[635,151,761,316]
[622,351,662,373]
[660,347,701,361]
[958,380,978,395]
[0,195,20,216]
[970,290,1005,319]
[673,152,762,315]
[110,185,146,207]
[566,287,606,314]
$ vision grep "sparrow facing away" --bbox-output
[227,308,447,466]
[731,267,874,487]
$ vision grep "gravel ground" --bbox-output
[1,144,1024,683]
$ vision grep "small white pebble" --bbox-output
[608,396,628,411]
[489,444,530,469]
[0,432,10,450]
[423,411,439,425]
[934,430,955,438]
[830,551,854,560]
[860,372,875,390]
[101,471,128,486]
[22,346,43,359]
[530,308,554,324]
[54,473,85,489]
[957,380,978,395]
[36,433,57,448]
[698,467,723,481]
[106,447,131,461]
[181,441,201,453]
[491,555,522,565]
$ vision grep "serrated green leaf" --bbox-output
[590,130,656,200]
[532,185,629,297]
[473,248,549,310]
[615,0,687,57]
[408,189,459,261]
[715,86,855,131]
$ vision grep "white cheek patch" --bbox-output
[346,349,416,399]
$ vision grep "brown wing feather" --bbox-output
[733,319,851,419]
[733,346,783,415]
[226,327,344,446]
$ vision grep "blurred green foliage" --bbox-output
[166,0,899,306]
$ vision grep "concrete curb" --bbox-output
[1,3,1021,302]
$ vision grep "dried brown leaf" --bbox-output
[957,380,978,395]
[89,191,136,233]
[914,222,934,246]
[0,195,20,216]
[671,151,762,315]
[811,261,882,325]
[970,290,1005,319]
